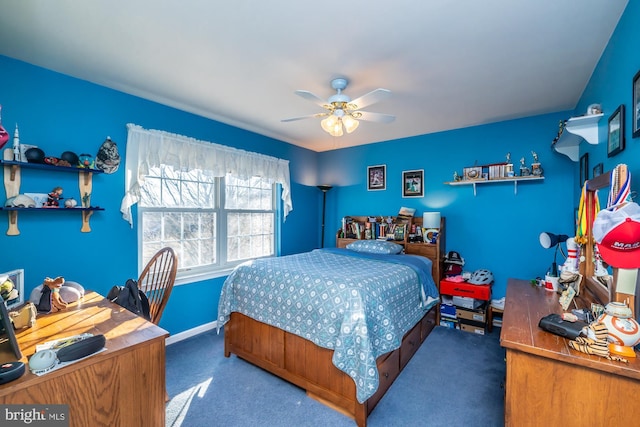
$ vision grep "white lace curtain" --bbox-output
[120,124,292,227]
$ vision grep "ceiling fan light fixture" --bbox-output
[284,77,393,137]
[329,119,343,137]
[321,115,338,133]
[342,114,359,133]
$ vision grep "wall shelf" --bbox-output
[2,151,104,235]
[445,176,544,196]
[552,113,603,161]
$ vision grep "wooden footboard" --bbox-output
[224,307,437,427]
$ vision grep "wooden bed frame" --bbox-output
[224,306,437,427]
[224,216,444,426]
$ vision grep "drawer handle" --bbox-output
[383,372,389,378]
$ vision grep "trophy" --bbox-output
[519,157,530,177]
[531,151,543,176]
[505,152,514,177]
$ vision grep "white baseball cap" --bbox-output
[592,202,640,268]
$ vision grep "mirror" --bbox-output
[580,165,639,318]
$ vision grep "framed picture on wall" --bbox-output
[579,153,589,188]
[593,162,603,178]
[607,104,625,157]
[633,70,640,138]
[402,169,424,198]
[367,165,386,191]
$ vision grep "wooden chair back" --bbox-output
[138,247,178,325]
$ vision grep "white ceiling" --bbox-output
[0,1,628,152]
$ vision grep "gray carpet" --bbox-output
[165,326,506,427]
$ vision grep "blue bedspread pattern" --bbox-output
[218,248,438,403]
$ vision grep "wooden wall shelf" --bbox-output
[2,150,104,235]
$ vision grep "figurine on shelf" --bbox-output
[519,157,530,177]
[12,124,21,162]
[453,171,461,182]
[45,187,63,207]
[531,151,543,177]
[78,153,95,169]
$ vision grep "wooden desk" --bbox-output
[0,292,169,427]
[501,278,640,427]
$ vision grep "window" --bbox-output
[122,124,292,283]
[138,166,276,282]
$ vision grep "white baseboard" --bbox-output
[166,320,219,346]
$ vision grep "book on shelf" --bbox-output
[397,207,415,224]
[341,214,415,241]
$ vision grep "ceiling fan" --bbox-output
[282,78,395,137]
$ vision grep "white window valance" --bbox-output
[120,124,292,226]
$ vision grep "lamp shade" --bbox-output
[422,212,441,229]
[539,232,569,249]
[342,115,359,133]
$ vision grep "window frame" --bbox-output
[137,173,279,285]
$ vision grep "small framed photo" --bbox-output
[593,162,603,178]
[607,104,625,157]
[463,166,483,181]
[402,169,424,198]
[367,165,386,191]
[0,268,25,310]
[633,70,640,138]
[579,153,589,188]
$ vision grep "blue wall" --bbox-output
[1,1,637,335]
[319,112,575,300]
[319,1,638,302]
[576,0,640,200]
[0,56,321,335]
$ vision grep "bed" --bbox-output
[218,245,440,426]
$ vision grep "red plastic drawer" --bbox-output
[440,279,491,300]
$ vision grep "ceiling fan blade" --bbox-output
[295,90,329,108]
[349,88,391,110]
[356,111,396,123]
[281,112,328,122]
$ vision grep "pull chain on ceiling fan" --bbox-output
[282,78,395,137]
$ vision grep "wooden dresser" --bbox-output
[501,278,640,426]
[0,291,168,427]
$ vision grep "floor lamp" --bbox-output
[317,185,332,248]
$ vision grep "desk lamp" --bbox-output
[539,232,569,276]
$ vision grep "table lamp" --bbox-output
[422,212,441,229]
[539,232,569,276]
[422,212,441,243]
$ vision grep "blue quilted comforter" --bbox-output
[217,248,439,403]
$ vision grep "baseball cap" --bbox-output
[593,202,640,268]
[444,251,465,266]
